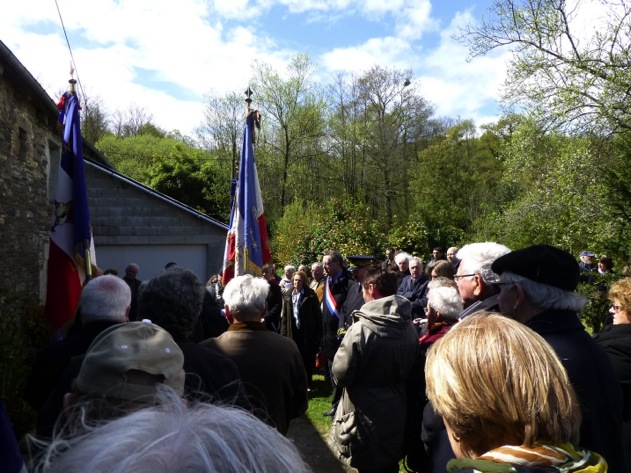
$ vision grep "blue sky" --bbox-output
[1,0,510,137]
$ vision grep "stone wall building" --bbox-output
[0,39,227,303]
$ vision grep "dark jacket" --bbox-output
[175,339,242,402]
[322,269,354,359]
[264,281,283,332]
[527,309,626,473]
[24,320,120,411]
[280,287,322,352]
[281,286,322,385]
[397,275,429,319]
[593,323,631,469]
[428,308,627,473]
[339,282,365,329]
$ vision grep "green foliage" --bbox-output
[272,197,386,266]
[96,134,231,221]
[577,273,620,334]
[472,119,612,254]
[0,289,52,438]
[410,120,500,247]
[385,221,431,259]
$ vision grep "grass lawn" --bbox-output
[305,373,335,437]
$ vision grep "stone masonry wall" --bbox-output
[0,63,57,297]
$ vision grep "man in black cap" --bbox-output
[492,244,626,472]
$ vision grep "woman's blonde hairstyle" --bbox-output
[609,277,631,312]
[425,312,581,457]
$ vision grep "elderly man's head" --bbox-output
[138,267,205,339]
[409,257,424,280]
[311,262,324,282]
[81,275,131,325]
[283,265,296,279]
[455,242,510,308]
[492,244,586,323]
[124,263,139,280]
[395,252,411,273]
[223,275,270,322]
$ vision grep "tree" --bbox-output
[458,0,631,134]
[111,105,156,137]
[252,54,327,214]
[410,120,501,246]
[81,93,110,143]
[327,67,436,226]
[472,118,613,254]
[196,91,244,180]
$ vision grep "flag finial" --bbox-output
[245,87,253,114]
[69,78,77,95]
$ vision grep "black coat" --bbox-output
[593,323,631,469]
[280,287,323,353]
[397,275,429,319]
[528,310,626,472]
[24,320,120,411]
[264,281,283,332]
[322,269,354,359]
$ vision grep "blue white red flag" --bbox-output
[44,90,96,330]
[222,111,271,284]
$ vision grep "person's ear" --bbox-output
[225,305,234,324]
[472,274,483,296]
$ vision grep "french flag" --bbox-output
[44,88,96,330]
[222,110,271,285]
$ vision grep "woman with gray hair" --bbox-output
[405,278,462,472]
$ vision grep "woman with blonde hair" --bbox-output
[594,277,631,468]
[425,312,607,472]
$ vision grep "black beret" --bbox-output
[491,244,580,292]
[347,255,377,268]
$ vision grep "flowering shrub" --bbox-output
[272,197,387,266]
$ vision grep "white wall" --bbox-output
[96,244,210,283]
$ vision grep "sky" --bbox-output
[1,0,513,138]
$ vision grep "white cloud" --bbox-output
[1,0,512,137]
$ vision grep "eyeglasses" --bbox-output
[612,305,622,311]
[454,273,477,281]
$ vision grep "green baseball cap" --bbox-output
[75,320,185,401]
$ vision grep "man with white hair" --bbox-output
[25,276,130,411]
[25,275,130,433]
[201,275,307,435]
[394,252,412,288]
[397,256,429,318]
[454,242,510,319]
[279,265,296,293]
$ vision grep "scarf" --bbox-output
[447,442,607,473]
[292,290,303,329]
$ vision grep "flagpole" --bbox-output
[68,78,92,283]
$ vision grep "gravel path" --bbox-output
[287,414,355,473]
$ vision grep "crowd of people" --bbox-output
[5,243,630,472]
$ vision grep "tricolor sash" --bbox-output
[325,277,340,319]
